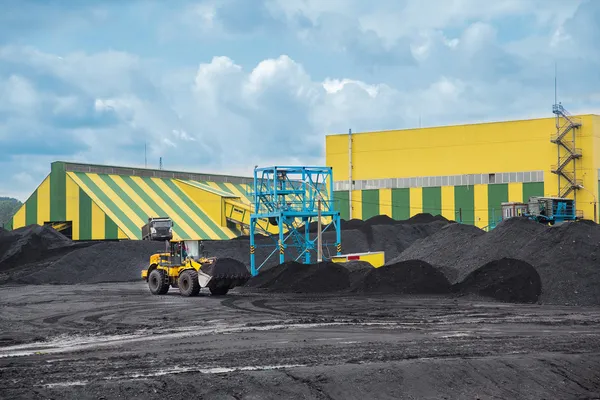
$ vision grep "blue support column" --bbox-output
[278,213,285,264]
[249,166,342,274]
[304,216,311,264]
[250,219,257,276]
[335,212,342,255]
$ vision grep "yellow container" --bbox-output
[330,251,385,268]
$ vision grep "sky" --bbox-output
[1,0,599,201]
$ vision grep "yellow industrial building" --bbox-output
[326,110,600,229]
[9,109,599,238]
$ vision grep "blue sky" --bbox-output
[1,0,599,200]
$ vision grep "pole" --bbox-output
[459,208,462,223]
[348,128,352,220]
[317,197,322,263]
[250,219,256,275]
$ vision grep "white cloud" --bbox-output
[322,79,380,98]
[1,0,600,201]
[265,0,583,49]
[1,75,38,110]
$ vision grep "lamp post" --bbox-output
[317,196,322,263]
[578,185,597,223]
[305,177,324,262]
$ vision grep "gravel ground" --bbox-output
[1,283,599,399]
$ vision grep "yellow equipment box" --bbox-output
[330,251,385,268]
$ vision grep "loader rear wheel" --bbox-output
[148,269,169,295]
[178,270,200,297]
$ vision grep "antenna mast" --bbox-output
[554,62,557,105]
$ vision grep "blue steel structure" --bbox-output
[249,166,342,276]
[522,196,576,225]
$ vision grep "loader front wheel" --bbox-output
[148,269,169,295]
[178,270,200,297]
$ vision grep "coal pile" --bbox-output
[341,261,373,290]
[369,221,449,260]
[453,258,542,303]
[5,213,599,307]
[328,228,370,254]
[12,240,164,285]
[363,213,452,226]
[353,260,451,294]
[395,217,600,306]
[340,219,367,230]
[394,217,550,283]
[363,215,397,225]
[346,213,451,251]
[513,221,600,306]
[246,261,351,293]
[451,217,549,281]
[247,259,452,296]
[243,263,286,288]
[391,223,485,282]
[401,213,451,225]
[0,225,76,272]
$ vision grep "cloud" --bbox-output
[1,0,600,202]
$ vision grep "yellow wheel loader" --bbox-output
[141,239,250,297]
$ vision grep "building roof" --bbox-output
[326,113,600,137]
[54,161,254,185]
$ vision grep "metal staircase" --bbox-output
[550,103,582,198]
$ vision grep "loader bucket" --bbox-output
[200,257,251,291]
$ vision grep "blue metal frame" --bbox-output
[523,197,576,225]
[249,166,342,276]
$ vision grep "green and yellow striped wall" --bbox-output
[11,162,248,240]
[12,169,129,241]
[68,171,241,240]
[333,182,545,228]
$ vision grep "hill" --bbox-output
[0,197,22,229]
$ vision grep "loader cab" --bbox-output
[164,240,186,266]
[161,239,207,266]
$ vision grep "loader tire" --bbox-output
[178,270,200,297]
[148,269,169,295]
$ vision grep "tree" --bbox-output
[0,197,23,229]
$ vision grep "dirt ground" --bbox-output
[1,283,600,399]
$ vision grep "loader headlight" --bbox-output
[150,227,156,234]
[169,227,172,232]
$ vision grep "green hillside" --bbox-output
[0,197,22,229]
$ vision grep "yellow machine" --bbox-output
[141,240,250,296]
